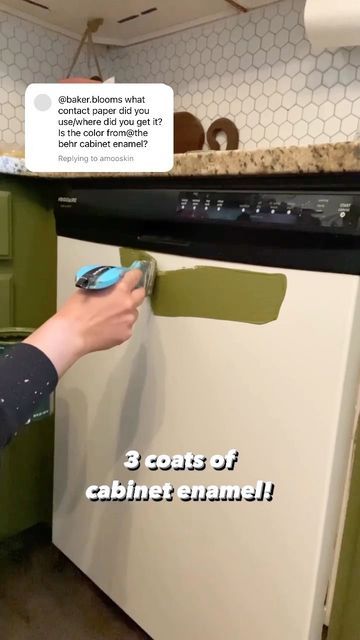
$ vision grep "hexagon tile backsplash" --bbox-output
[0,13,110,149]
[1,0,360,151]
[109,0,360,150]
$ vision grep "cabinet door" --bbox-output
[0,178,57,543]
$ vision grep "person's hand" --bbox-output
[58,269,145,354]
[23,269,146,377]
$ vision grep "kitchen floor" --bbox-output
[0,525,329,640]
[0,525,150,640]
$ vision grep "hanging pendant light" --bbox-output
[59,18,104,83]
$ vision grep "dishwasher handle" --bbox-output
[137,234,191,248]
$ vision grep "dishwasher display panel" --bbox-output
[177,191,360,233]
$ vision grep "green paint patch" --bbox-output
[121,248,154,265]
[120,248,287,325]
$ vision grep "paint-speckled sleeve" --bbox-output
[0,343,58,449]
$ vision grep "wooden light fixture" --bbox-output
[64,18,104,81]
[224,0,248,11]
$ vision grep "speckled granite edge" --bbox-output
[1,141,360,179]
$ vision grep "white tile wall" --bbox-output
[110,0,360,150]
[0,11,110,148]
[0,0,360,150]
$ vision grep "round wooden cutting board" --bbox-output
[207,117,239,150]
[174,112,205,153]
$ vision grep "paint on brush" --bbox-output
[120,248,287,325]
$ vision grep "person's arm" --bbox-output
[0,343,58,447]
[0,269,145,448]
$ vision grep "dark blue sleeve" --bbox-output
[0,343,58,449]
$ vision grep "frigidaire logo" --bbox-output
[58,197,77,203]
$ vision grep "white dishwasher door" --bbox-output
[53,236,360,640]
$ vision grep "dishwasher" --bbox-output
[53,173,360,640]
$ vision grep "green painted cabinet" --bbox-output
[0,191,12,259]
[0,175,57,541]
[328,426,360,640]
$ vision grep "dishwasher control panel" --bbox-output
[177,191,360,233]
[54,180,360,274]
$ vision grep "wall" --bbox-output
[1,0,360,151]
[0,10,109,149]
[110,0,360,150]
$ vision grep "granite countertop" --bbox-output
[1,141,360,178]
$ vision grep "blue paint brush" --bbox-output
[75,260,157,296]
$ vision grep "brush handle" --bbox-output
[75,265,124,290]
[75,261,146,291]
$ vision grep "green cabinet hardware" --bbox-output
[0,191,12,259]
